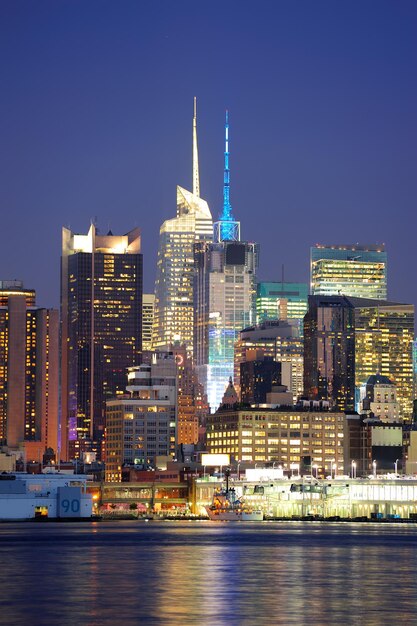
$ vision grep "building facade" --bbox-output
[194,240,258,411]
[256,281,308,330]
[311,244,387,299]
[153,102,213,356]
[61,225,142,460]
[206,407,346,475]
[234,320,304,403]
[105,352,177,482]
[240,357,281,405]
[142,294,155,352]
[304,295,414,419]
[0,281,59,459]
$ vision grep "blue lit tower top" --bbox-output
[214,110,240,242]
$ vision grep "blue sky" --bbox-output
[1,0,416,309]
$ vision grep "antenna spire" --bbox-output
[215,110,240,242]
[193,96,200,197]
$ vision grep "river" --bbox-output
[0,521,415,625]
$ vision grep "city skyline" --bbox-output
[0,1,416,312]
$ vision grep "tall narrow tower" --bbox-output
[214,111,240,243]
[194,112,259,411]
[153,99,213,356]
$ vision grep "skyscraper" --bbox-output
[311,244,387,299]
[0,281,59,460]
[194,111,259,410]
[61,225,142,459]
[256,281,308,332]
[153,99,213,356]
[304,295,414,418]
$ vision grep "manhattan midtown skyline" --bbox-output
[0,0,416,311]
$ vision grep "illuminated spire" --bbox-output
[193,97,200,197]
[215,110,240,242]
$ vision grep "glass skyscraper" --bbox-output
[194,240,258,411]
[152,101,213,356]
[311,244,387,299]
[256,281,308,329]
[304,295,414,419]
[61,225,142,460]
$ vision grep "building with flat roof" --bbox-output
[311,244,387,300]
[105,352,177,482]
[206,406,346,475]
[256,281,308,331]
[304,295,414,418]
[0,282,59,460]
[235,320,303,403]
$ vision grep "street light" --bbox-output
[372,460,377,478]
[237,460,241,480]
[351,460,356,479]
[394,459,400,476]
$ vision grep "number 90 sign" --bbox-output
[58,487,82,517]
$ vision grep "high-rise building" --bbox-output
[240,357,281,405]
[105,352,177,481]
[153,99,213,356]
[61,224,142,460]
[234,320,304,403]
[142,294,155,352]
[256,282,308,329]
[304,295,414,418]
[354,300,414,420]
[0,281,59,460]
[194,111,258,411]
[311,244,387,299]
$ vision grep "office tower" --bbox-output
[0,281,59,460]
[142,294,155,352]
[304,295,356,412]
[153,99,213,356]
[194,112,259,410]
[206,405,345,474]
[61,225,142,460]
[105,352,177,481]
[256,281,308,329]
[234,320,304,403]
[304,295,414,418]
[311,244,387,299]
[171,344,209,446]
[354,300,414,420]
[240,357,281,405]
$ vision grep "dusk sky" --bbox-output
[1,1,416,310]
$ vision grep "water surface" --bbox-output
[0,521,416,625]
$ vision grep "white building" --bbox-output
[0,473,92,520]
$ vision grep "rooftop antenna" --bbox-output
[193,97,200,197]
[214,110,240,242]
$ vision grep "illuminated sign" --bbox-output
[201,453,230,466]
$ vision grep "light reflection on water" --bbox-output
[0,521,416,625]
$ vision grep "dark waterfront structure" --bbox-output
[61,225,142,460]
[0,281,59,459]
[240,357,281,405]
[304,295,414,417]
